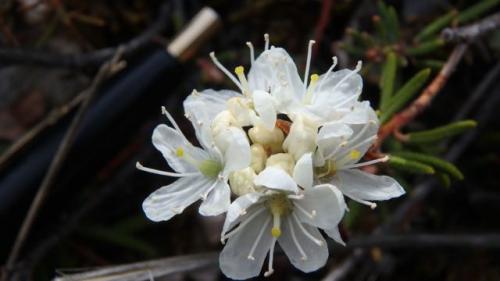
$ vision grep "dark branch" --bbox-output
[0,2,171,68]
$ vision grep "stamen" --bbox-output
[136,162,199,177]
[317,56,338,92]
[264,33,270,50]
[161,106,188,140]
[325,141,348,160]
[335,135,377,164]
[343,155,389,169]
[303,40,316,91]
[263,238,277,277]
[292,213,324,246]
[287,194,304,200]
[346,121,376,147]
[246,42,255,65]
[353,198,377,209]
[288,217,307,260]
[209,52,243,91]
[234,66,251,96]
[330,60,362,94]
[221,208,266,243]
[294,203,316,219]
[303,73,319,104]
[248,216,271,260]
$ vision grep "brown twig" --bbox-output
[2,48,126,280]
[442,11,500,43]
[312,0,333,58]
[373,43,468,151]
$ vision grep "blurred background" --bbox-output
[0,0,499,280]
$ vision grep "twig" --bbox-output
[53,252,218,281]
[0,92,85,170]
[2,48,126,280]
[442,11,500,43]
[0,2,171,68]
[322,70,500,281]
[348,234,500,249]
[312,0,333,58]
[374,43,468,150]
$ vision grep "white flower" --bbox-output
[219,169,346,279]
[315,103,405,208]
[136,107,250,221]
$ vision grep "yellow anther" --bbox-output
[235,65,245,75]
[310,73,319,82]
[271,227,282,238]
[350,149,361,160]
[176,147,184,157]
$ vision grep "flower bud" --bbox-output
[212,110,237,150]
[266,153,295,175]
[229,167,257,196]
[250,144,267,173]
[283,115,317,160]
[227,97,253,127]
[248,124,284,154]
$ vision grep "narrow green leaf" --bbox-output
[376,1,390,41]
[406,39,446,56]
[418,59,445,70]
[379,52,398,111]
[388,155,435,174]
[415,10,458,42]
[347,28,374,48]
[392,151,464,180]
[458,0,500,24]
[407,120,477,143]
[380,68,431,124]
[436,171,451,188]
[387,6,400,42]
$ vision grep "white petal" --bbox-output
[221,127,251,176]
[293,184,346,229]
[335,169,405,201]
[293,153,313,189]
[183,89,239,148]
[278,216,328,273]
[219,211,272,280]
[142,175,211,222]
[248,48,303,100]
[198,180,230,216]
[313,69,362,107]
[222,192,263,236]
[254,167,299,193]
[324,226,346,246]
[152,124,208,173]
[252,90,277,130]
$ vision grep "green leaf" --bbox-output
[388,155,435,174]
[458,0,500,24]
[407,120,477,143]
[347,28,374,48]
[392,151,464,180]
[406,39,446,56]
[379,52,398,111]
[387,6,400,42]
[436,171,451,188]
[415,10,458,42]
[380,68,431,124]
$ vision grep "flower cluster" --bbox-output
[137,35,405,279]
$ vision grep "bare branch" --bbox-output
[442,11,500,43]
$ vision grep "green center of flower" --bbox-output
[176,147,222,178]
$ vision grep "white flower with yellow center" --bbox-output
[218,165,346,280]
[136,107,250,221]
[315,102,404,209]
